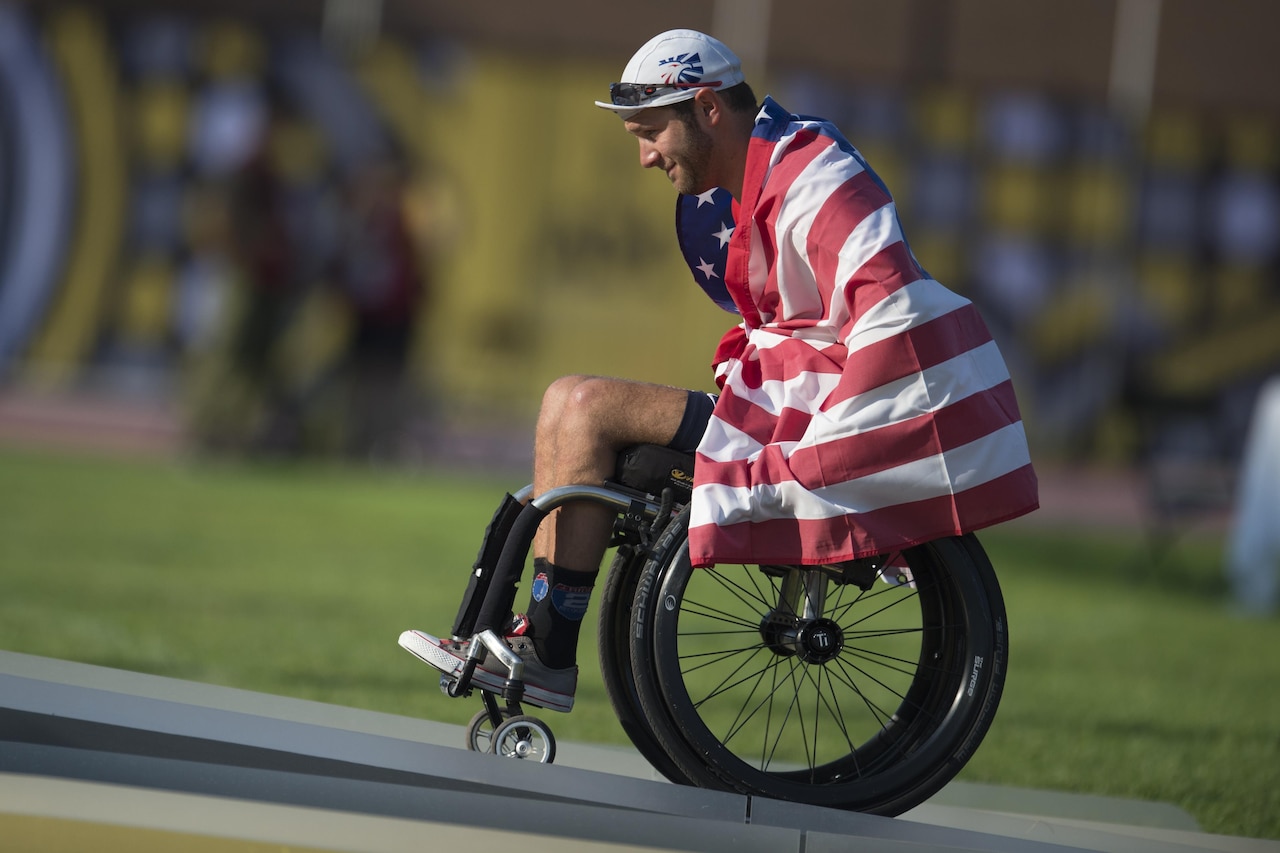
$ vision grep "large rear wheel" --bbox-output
[629,508,1007,815]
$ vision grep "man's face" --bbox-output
[624,107,716,195]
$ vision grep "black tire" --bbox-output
[629,507,1007,816]
[598,545,696,785]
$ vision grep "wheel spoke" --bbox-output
[760,658,805,771]
[830,584,924,630]
[790,654,862,777]
[843,633,952,679]
[702,565,778,613]
[686,645,783,708]
[678,638,765,677]
[718,654,793,751]
[679,597,762,631]
[815,665,862,776]
[823,655,902,728]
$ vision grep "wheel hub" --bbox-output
[797,618,844,663]
[759,615,844,663]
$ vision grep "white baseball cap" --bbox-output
[595,29,744,120]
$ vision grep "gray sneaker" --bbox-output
[399,629,577,713]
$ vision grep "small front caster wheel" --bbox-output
[489,714,556,763]
[464,708,510,753]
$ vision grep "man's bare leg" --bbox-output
[532,375,692,573]
[398,375,699,695]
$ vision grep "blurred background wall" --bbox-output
[0,0,1277,481]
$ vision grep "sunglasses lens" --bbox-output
[610,83,663,107]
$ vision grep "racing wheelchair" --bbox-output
[403,444,1008,817]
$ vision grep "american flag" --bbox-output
[683,98,1039,568]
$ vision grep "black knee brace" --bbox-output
[451,492,523,638]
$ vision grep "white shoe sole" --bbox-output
[398,629,574,713]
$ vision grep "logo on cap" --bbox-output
[656,52,705,86]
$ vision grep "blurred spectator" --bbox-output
[228,120,305,450]
[185,86,307,454]
[1226,376,1280,616]
[1207,170,1280,265]
[328,154,427,461]
[189,76,268,179]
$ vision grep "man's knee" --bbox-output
[540,376,693,452]
[540,375,592,423]
[538,375,626,443]
[555,376,620,430]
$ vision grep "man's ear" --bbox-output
[693,88,720,125]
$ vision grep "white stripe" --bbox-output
[750,326,861,357]
[843,277,973,353]
[770,144,867,321]
[697,415,764,464]
[693,479,846,526]
[754,129,861,322]
[741,369,843,420]
[809,419,1031,513]
[692,421,1032,528]
[828,203,904,330]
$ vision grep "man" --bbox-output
[401,29,1038,712]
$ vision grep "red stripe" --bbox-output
[806,170,893,295]
[788,380,1025,488]
[752,130,831,319]
[724,237,759,327]
[733,338,843,390]
[842,241,924,326]
[710,324,748,375]
[727,135,781,328]
[826,301,995,404]
[763,127,833,194]
[688,464,1039,567]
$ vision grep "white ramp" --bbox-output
[0,651,1270,853]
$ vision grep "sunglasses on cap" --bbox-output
[609,80,722,107]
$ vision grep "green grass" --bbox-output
[1,446,1276,839]
[967,528,1280,840]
